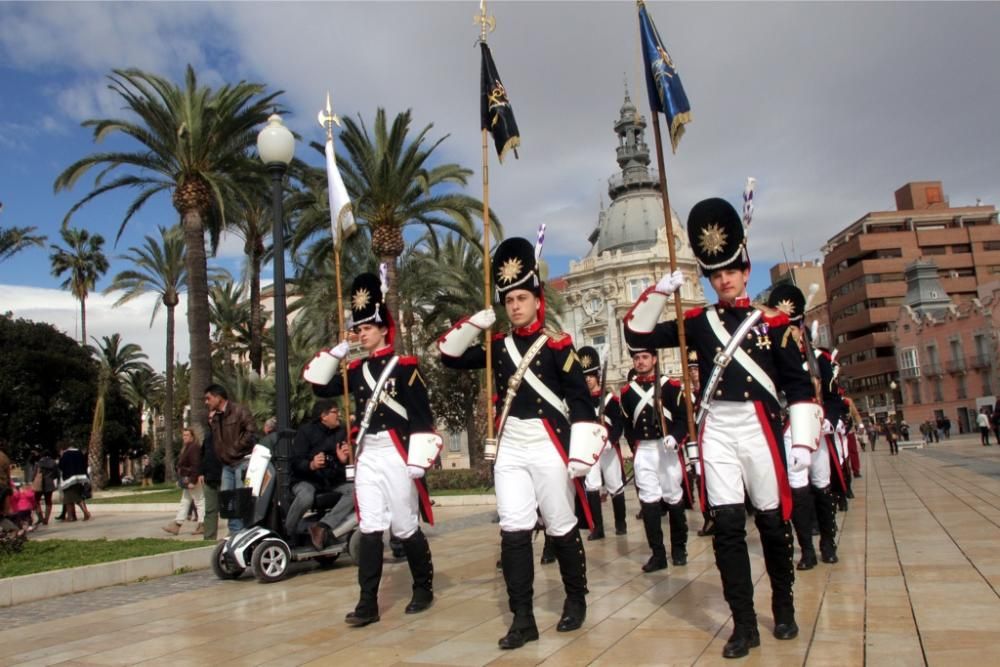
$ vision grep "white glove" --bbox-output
[821,419,833,435]
[330,340,351,359]
[662,436,678,452]
[406,465,426,480]
[789,446,811,473]
[468,308,497,329]
[568,461,591,478]
[655,270,686,295]
[836,420,847,435]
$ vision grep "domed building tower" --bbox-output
[556,85,705,386]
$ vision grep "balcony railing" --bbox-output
[899,366,921,380]
[968,354,994,370]
[945,358,966,374]
[923,362,943,377]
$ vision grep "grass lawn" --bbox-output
[0,538,207,578]
[90,489,182,504]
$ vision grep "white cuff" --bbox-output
[789,402,823,451]
[624,287,667,334]
[302,349,340,385]
[437,317,485,358]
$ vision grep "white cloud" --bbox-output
[2,285,190,373]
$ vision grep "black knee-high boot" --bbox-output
[754,509,798,640]
[400,528,434,614]
[586,491,605,541]
[540,532,556,565]
[790,486,817,570]
[346,531,384,626]
[498,530,539,650]
[813,485,839,563]
[666,502,688,565]
[612,492,627,535]
[640,501,668,572]
[712,505,760,659]
[550,527,588,632]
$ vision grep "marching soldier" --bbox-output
[303,272,442,627]
[619,347,690,571]
[437,237,606,650]
[624,198,821,659]
[577,346,629,539]
[815,346,850,551]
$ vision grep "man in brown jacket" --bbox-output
[204,384,256,533]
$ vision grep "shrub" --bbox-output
[425,467,492,491]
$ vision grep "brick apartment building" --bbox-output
[821,181,1000,419]
[892,262,999,432]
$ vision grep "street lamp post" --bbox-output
[257,113,295,514]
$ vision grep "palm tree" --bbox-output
[209,275,252,371]
[120,367,165,474]
[1,225,47,262]
[88,334,152,487]
[105,225,185,477]
[49,226,109,344]
[295,109,497,323]
[53,65,284,441]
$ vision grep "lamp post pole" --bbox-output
[257,114,295,517]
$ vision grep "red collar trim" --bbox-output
[717,297,751,308]
[633,374,656,383]
[370,345,394,359]
[513,319,543,337]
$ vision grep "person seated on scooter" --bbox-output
[287,400,354,550]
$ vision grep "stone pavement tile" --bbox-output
[864,631,925,666]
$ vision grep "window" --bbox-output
[982,371,993,397]
[925,186,943,205]
[447,432,462,453]
[956,375,967,400]
[628,277,651,301]
[591,335,606,348]
[911,380,922,404]
[922,245,946,256]
[899,347,919,369]
[983,240,1000,251]
[933,379,943,402]
[951,244,971,254]
[926,344,939,365]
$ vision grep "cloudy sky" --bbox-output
[2,1,999,370]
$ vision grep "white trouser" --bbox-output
[356,431,419,539]
[702,401,780,511]
[584,445,625,495]
[633,439,683,504]
[175,483,205,523]
[495,417,576,536]
[783,427,831,489]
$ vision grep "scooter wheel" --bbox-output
[314,554,340,569]
[211,541,245,580]
[252,538,291,583]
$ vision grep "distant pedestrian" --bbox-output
[204,384,256,534]
[163,429,205,535]
[198,429,222,541]
[258,417,279,452]
[35,450,58,525]
[992,409,1000,446]
[943,417,952,439]
[141,456,153,487]
[57,442,91,521]
[977,410,991,446]
[887,424,899,456]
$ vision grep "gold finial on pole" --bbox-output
[474,0,495,43]
[317,91,341,141]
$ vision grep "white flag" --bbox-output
[325,138,355,243]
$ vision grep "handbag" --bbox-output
[177,476,191,490]
[31,470,43,493]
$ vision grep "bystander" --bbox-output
[204,384,256,534]
[977,408,991,446]
[164,428,206,535]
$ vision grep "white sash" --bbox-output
[601,393,615,427]
[705,308,779,403]
[628,381,654,426]
[504,336,569,419]
[363,359,408,421]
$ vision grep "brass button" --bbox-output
[716,390,722,396]
[718,308,725,314]
[556,428,561,434]
[746,333,752,340]
[716,346,722,352]
[747,376,753,383]
[537,409,544,415]
[743,392,750,398]
[536,398,542,404]
[535,360,541,366]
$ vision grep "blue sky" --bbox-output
[2,2,1000,369]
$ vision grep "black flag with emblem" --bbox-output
[480,42,520,163]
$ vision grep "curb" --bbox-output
[0,545,215,608]
[90,493,497,513]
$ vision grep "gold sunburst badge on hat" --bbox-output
[351,287,370,311]
[498,257,523,285]
[580,353,593,369]
[775,298,795,316]
[699,223,728,256]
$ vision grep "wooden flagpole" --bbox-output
[477,1,497,452]
[648,114,697,445]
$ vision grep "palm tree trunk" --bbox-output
[80,296,87,345]
[87,376,108,488]
[249,254,262,375]
[381,254,400,337]
[164,303,176,482]
[183,209,212,443]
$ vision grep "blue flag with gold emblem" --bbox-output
[638,1,691,153]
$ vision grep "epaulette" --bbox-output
[492,332,507,342]
[546,331,573,350]
[757,306,790,327]
[621,384,632,396]
[666,378,682,387]
[348,358,363,371]
[684,307,704,319]
[397,355,419,366]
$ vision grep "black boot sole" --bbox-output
[722,632,761,658]
[642,558,668,573]
[821,553,839,564]
[405,598,434,614]
[498,627,539,649]
[345,612,380,627]
[774,622,799,640]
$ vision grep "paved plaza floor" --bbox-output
[2,434,999,666]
